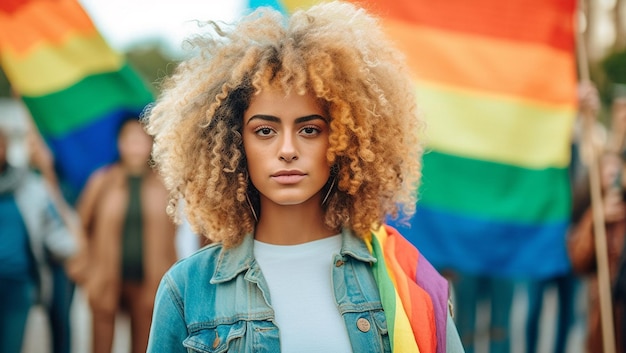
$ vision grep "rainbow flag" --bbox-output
[0,0,153,202]
[246,0,578,278]
[366,225,449,353]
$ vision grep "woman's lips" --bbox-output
[271,172,306,184]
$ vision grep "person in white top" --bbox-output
[144,2,464,352]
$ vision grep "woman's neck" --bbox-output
[254,198,338,245]
[121,161,147,176]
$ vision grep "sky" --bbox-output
[78,0,245,57]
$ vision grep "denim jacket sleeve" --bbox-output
[446,310,465,352]
[147,273,189,353]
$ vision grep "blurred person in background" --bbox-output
[568,91,626,353]
[26,122,86,353]
[450,272,515,353]
[26,122,87,353]
[524,80,601,353]
[0,126,78,353]
[76,117,177,353]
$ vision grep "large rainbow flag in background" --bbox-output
[248,0,579,278]
[0,0,153,202]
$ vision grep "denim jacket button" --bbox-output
[335,259,345,267]
[356,318,371,332]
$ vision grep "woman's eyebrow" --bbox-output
[295,114,327,124]
[247,114,280,125]
[246,114,327,125]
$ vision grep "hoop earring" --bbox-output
[243,171,259,223]
[321,176,336,206]
[246,192,258,222]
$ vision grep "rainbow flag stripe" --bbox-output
[0,0,153,200]
[366,225,449,353]
[248,0,578,278]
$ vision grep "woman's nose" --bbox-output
[278,134,298,162]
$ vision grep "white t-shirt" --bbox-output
[254,234,353,353]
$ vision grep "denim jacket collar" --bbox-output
[211,228,377,284]
[339,228,377,263]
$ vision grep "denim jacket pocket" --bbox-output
[371,310,391,353]
[183,322,246,353]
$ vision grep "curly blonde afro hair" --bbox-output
[144,1,424,247]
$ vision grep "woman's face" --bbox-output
[243,87,330,207]
[118,120,152,171]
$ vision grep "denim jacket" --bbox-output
[147,228,464,352]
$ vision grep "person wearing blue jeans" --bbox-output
[452,272,515,353]
[0,278,36,353]
[47,261,76,353]
[0,128,77,353]
[27,117,85,353]
[524,274,580,353]
[523,82,599,353]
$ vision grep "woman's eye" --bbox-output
[300,126,320,136]
[255,127,274,137]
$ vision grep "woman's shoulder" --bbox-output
[164,242,225,285]
[81,164,122,190]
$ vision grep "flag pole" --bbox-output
[576,4,617,353]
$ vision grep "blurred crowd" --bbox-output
[1,82,626,353]
[0,108,201,353]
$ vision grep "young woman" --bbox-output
[144,2,464,352]
[76,118,177,353]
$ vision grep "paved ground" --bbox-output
[22,281,588,353]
